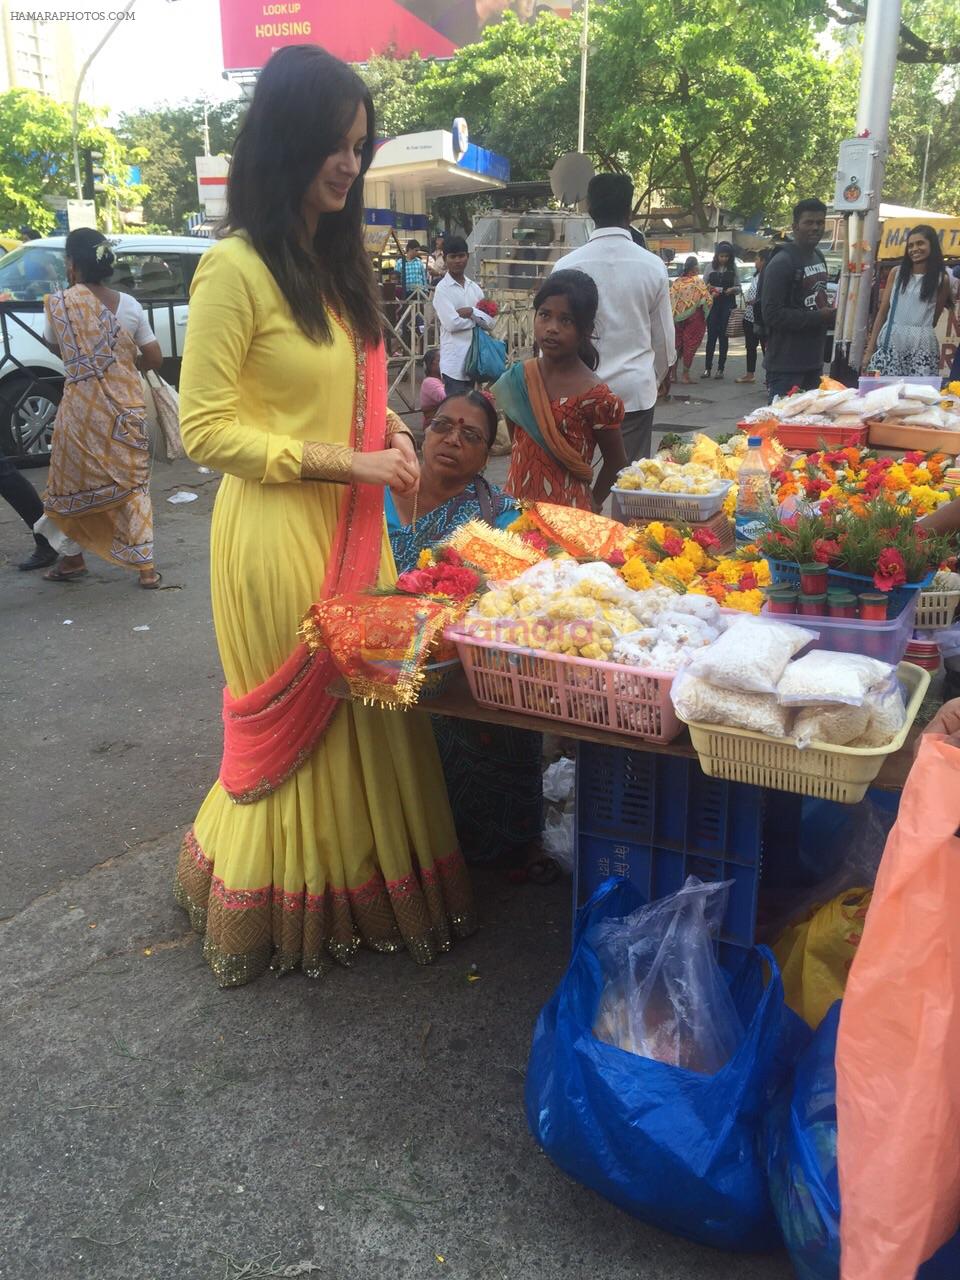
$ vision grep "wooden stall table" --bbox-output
[424,668,919,792]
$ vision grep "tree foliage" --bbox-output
[363,3,857,230]
[0,88,144,234]
[116,99,243,232]
[826,0,960,65]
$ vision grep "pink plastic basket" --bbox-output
[446,625,683,743]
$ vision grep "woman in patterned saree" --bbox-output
[495,269,625,513]
[39,227,164,587]
[174,44,475,987]
[387,391,548,878]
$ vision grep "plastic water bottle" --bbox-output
[735,436,773,546]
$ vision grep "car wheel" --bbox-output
[0,372,63,462]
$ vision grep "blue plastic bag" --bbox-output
[464,326,507,383]
[766,1000,960,1280]
[525,877,808,1251]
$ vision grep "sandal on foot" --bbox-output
[43,565,88,582]
[138,571,163,590]
[525,856,561,886]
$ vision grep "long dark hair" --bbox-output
[533,269,600,371]
[221,44,381,344]
[896,224,947,304]
[65,227,114,284]
[712,241,735,272]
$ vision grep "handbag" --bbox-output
[464,326,508,384]
[726,305,745,338]
[141,370,184,463]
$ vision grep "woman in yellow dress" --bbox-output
[174,44,475,987]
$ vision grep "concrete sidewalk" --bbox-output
[0,365,792,1280]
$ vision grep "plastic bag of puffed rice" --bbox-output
[777,651,894,708]
[685,617,814,695]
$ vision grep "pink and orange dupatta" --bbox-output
[218,338,387,804]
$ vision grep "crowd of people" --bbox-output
[3,41,958,994]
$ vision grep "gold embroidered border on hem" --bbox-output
[174,828,477,989]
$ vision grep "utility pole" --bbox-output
[72,0,137,199]
[919,117,933,208]
[848,0,903,372]
[576,0,590,154]
[202,99,211,157]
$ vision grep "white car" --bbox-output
[0,234,210,461]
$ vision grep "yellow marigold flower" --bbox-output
[417,548,434,569]
[621,556,654,591]
[681,539,706,570]
[508,512,537,533]
[722,485,738,519]
[913,467,932,486]
[645,520,667,546]
[655,555,696,584]
[909,484,949,514]
[715,558,746,585]
[948,380,960,396]
[751,559,772,586]
[724,589,764,614]
[887,464,909,490]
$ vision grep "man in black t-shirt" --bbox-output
[759,198,836,400]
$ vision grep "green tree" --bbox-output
[116,99,244,232]
[826,0,960,65]
[0,88,144,234]
[589,0,856,229]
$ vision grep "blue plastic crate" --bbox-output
[574,743,801,967]
[767,558,931,621]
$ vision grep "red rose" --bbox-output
[433,565,481,598]
[813,538,842,564]
[819,498,837,516]
[395,568,435,594]
[437,546,464,566]
[662,531,685,557]
[739,571,758,591]
[904,451,925,465]
[873,548,907,592]
[606,549,626,567]
[476,299,499,317]
[692,527,721,551]
[520,530,551,552]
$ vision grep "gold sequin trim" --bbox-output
[301,441,354,483]
[386,409,416,444]
[174,830,477,988]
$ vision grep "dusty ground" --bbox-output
[0,351,794,1279]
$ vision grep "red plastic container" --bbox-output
[800,564,828,595]
[738,420,868,450]
[798,593,828,616]
[858,593,889,621]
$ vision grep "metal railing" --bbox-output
[382,288,536,412]
[1,291,538,459]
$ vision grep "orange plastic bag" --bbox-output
[837,734,960,1280]
[773,888,871,1031]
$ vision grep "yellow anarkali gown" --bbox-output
[174,235,475,987]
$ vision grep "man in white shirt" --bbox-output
[432,235,495,396]
[553,174,675,462]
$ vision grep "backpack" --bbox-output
[753,242,825,336]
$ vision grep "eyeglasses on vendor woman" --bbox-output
[427,415,489,449]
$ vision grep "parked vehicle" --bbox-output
[0,234,209,461]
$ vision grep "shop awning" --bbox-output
[369,131,510,198]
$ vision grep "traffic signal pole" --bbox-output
[71,0,138,200]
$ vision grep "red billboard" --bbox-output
[219,0,574,70]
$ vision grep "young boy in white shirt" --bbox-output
[432,236,495,396]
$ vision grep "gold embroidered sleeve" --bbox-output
[301,441,354,483]
[385,409,416,445]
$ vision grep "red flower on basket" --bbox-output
[692,527,721,552]
[520,530,552,553]
[662,530,685,557]
[476,299,499,317]
[813,538,842,564]
[395,564,480,599]
[873,548,907,592]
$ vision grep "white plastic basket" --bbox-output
[611,479,732,524]
[914,589,960,630]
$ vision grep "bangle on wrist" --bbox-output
[301,441,354,483]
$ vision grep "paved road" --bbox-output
[0,354,792,1280]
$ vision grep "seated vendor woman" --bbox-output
[387,392,556,882]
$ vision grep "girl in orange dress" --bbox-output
[494,269,626,512]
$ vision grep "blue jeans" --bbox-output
[442,374,473,398]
